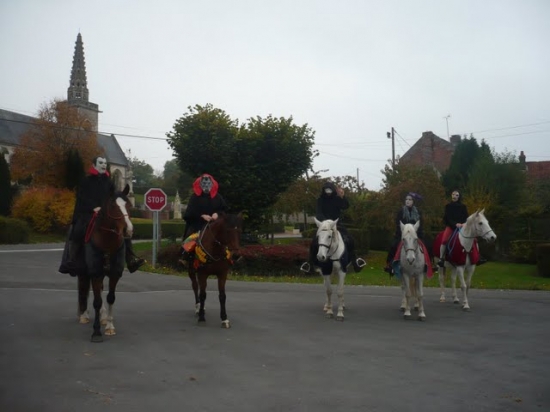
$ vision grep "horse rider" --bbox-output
[384,192,426,275]
[180,173,228,265]
[301,181,366,274]
[59,156,145,275]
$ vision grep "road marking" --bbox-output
[0,249,63,253]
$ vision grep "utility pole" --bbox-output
[443,114,451,138]
[386,127,395,167]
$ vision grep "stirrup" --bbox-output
[356,258,367,268]
[300,262,311,273]
[437,259,445,268]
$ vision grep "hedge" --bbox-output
[508,240,550,264]
[536,244,550,277]
[0,216,31,244]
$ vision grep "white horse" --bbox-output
[436,209,497,311]
[398,222,427,321]
[314,218,349,321]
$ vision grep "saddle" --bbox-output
[434,231,480,266]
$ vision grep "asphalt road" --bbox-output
[1,243,549,412]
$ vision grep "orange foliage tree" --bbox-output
[10,99,103,187]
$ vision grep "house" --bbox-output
[399,131,461,176]
[519,151,550,181]
[0,33,132,192]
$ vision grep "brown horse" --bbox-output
[78,184,133,342]
[186,212,243,328]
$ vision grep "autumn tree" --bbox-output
[10,99,102,187]
[162,159,194,199]
[167,104,316,229]
[0,154,12,216]
[129,157,156,189]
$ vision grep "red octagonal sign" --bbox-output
[144,188,167,211]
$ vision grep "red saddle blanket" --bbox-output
[433,231,480,266]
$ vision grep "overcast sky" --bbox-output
[1,0,549,190]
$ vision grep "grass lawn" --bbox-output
[132,239,550,291]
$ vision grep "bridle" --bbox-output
[197,218,239,262]
[98,199,127,243]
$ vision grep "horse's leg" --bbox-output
[77,274,91,324]
[438,266,446,303]
[335,269,345,321]
[189,267,200,315]
[462,264,475,311]
[451,267,460,304]
[217,272,230,329]
[90,277,104,342]
[197,273,207,323]
[403,275,412,319]
[104,276,120,335]
[400,277,407,312]
[323,275,333,318]
[417,274,426,321]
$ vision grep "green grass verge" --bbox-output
[133,240,550,291]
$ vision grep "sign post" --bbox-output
[144,188,168,267]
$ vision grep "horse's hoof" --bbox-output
[453,300,460,304]
[403,315,411,320]
[399,307,406,312]
[221,320,231,329]
[418,316,426,322]
[462,306,471,312]
[79,316,90,324]
[104,328,116,336]
[325,313,333,319]
[336,316,344,322]
[439,298,446,303]
[91,334,103,343]
[198,317,206,323]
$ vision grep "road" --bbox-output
[1,243,549,412]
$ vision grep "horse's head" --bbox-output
[314,218,339,263]
[469,209,497,243]
[400,221,420,265]
[94,184,132,252]
[207,212,244,258]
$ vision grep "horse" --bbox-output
[397,222,427,320]
[433,209,497,311]
[314,218,352,321]
[187,212,243,328]
[78,184,133,342]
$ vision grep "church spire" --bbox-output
[67,33,99,131]
[68,33,89,103]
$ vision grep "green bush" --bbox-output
[508,240,548,264]
[132,221,185,240]
[0,216,31,244]
[536,243,550,277]
[236,243,310,276]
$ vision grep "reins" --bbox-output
[196,220,227,262]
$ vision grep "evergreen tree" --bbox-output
[0,154,12,216]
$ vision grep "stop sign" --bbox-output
[144,188,167,211]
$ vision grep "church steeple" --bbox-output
[67,33,99,131]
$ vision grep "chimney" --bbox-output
[519,151,526,170]
[450,134,461,146]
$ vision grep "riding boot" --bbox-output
[125,238,145,273]
[438,244,446,268]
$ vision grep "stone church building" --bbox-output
[0,33,132,192]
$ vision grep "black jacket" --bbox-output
[72,170,114,223]
[443,201,468,228]
[183,193,227,237]
[315,182,349,222]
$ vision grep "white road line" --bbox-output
[0,249,63,253]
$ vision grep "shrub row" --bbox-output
[0,216,31,244]
[132,220,185,240]
[536,244,550,278]
[508,240,550,264]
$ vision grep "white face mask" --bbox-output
[200,176,213,194]
[324,188,333,195]
[94,157,107,174]
[405,197,413,207]
[452,192,460,201]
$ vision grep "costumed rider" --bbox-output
[180,173,228,265]
[59,156,145,275]
[300,181,366,274]
[384,192,428,276]
[437,189,487,268]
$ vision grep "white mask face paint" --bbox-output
[94,157,107,174]
[200,176,213,194]
[405,197,413,207]
[324,188,333,195]
[452,192,460,202]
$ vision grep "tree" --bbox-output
[65,148,85,190]
[10,99,102,187]
[162,159,194,199]
[129,157,156,188]
[0,154,12,216]
[167,104,316,229]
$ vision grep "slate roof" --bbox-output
[0,108,128,167]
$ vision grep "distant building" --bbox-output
[399,131,461,176]
[0,33,132,192]
[519,151,550,182]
